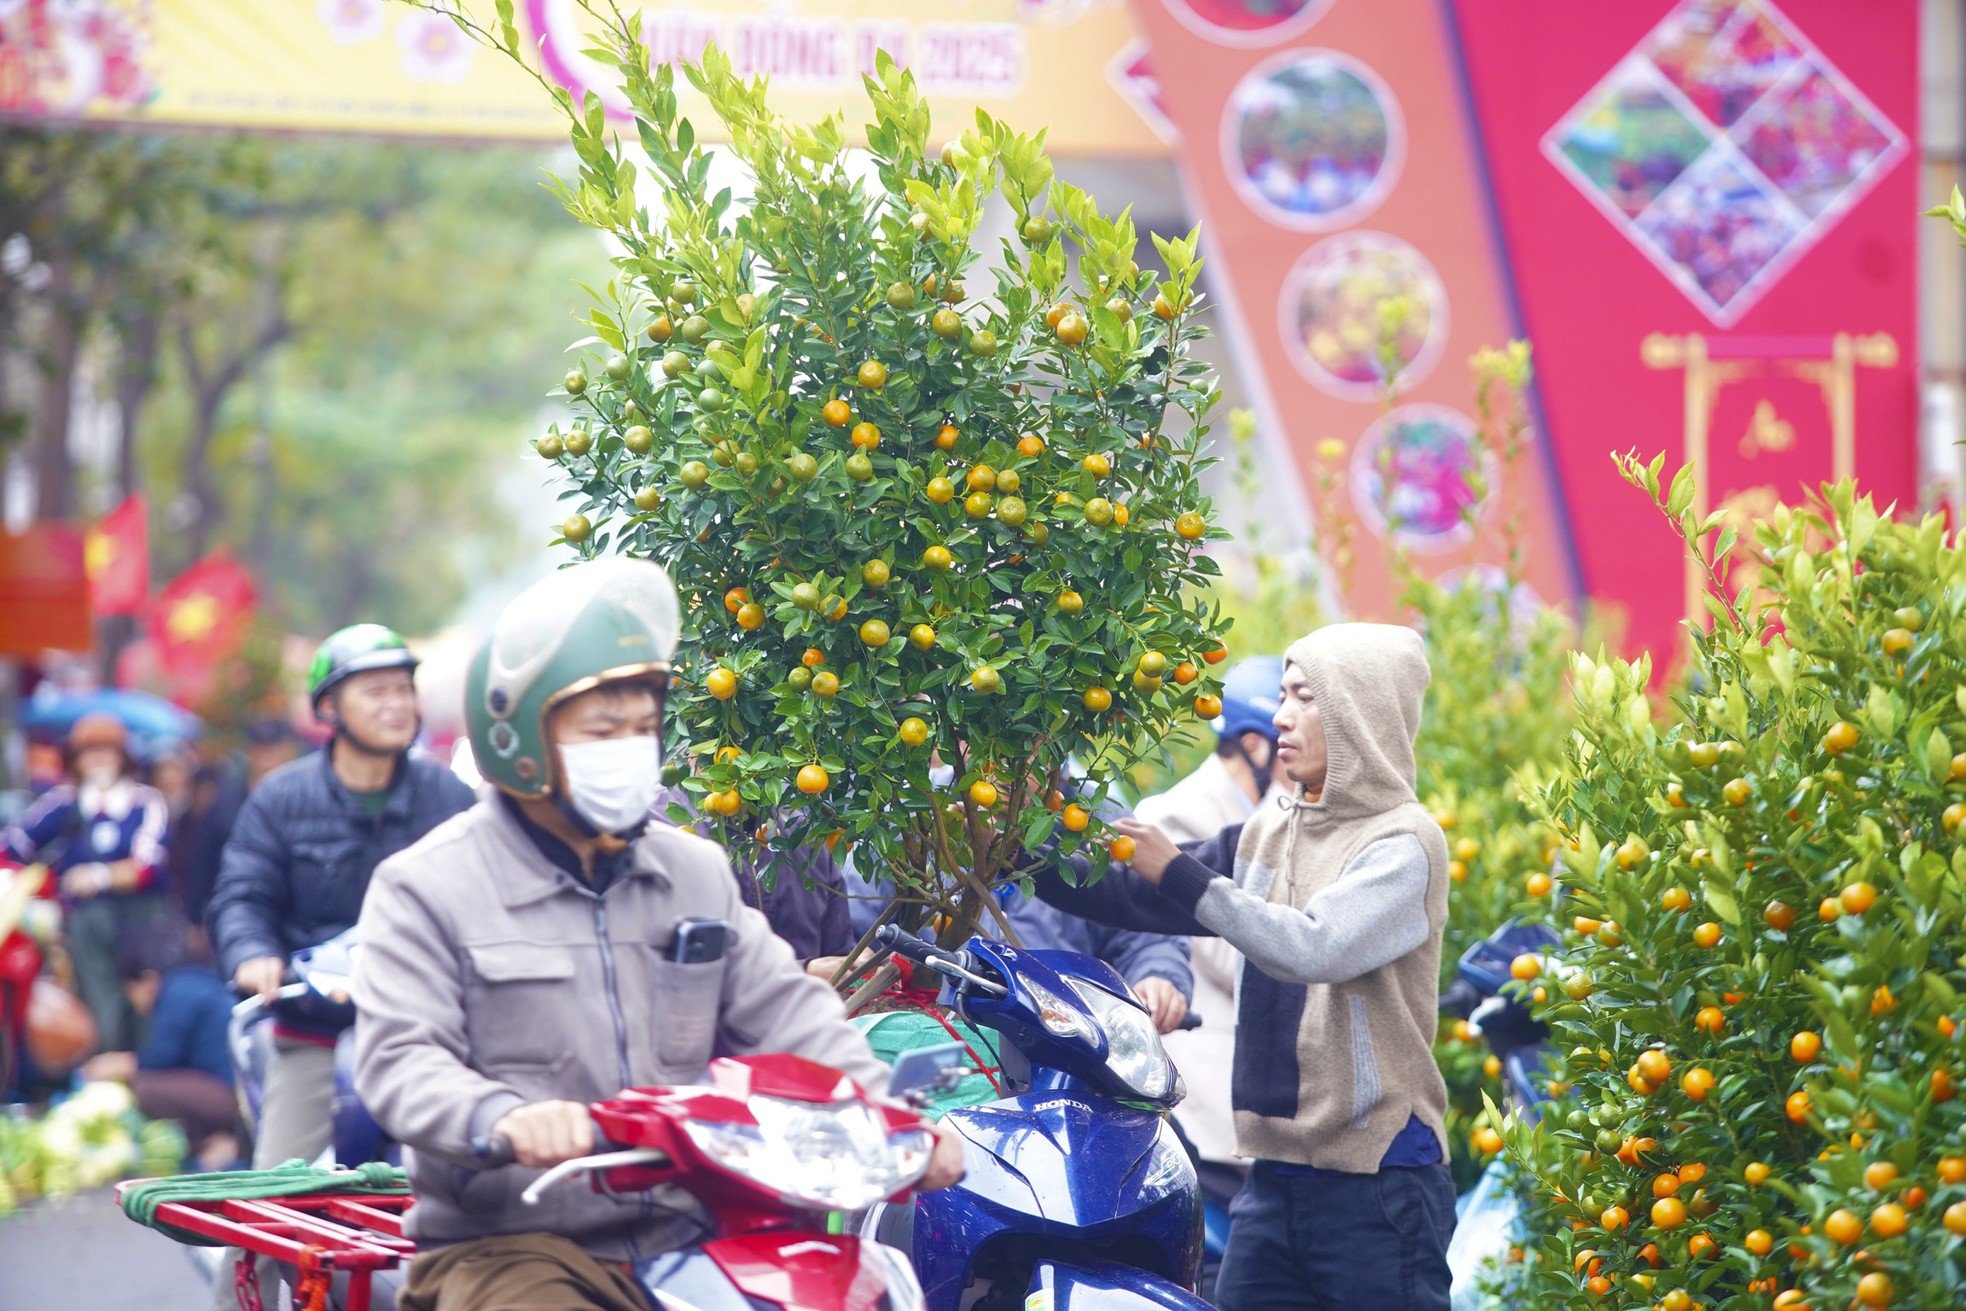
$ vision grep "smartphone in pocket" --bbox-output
[669,917,729,964]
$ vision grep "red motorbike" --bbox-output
[121,1051,951,1311]
[510,1052,936,1311]
[0,864,49,1097]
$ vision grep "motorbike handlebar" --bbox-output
[872,925,1006,998]
[873,923,934,962]
[477,1133,517,1169]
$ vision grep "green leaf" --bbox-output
[1865,683,1896,737]
[1925,727,1953,780]
[1700,878,1741,927]
[1666,463,1696,519]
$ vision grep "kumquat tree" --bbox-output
[1494,462,1966,1310]
[423,1,1230,961]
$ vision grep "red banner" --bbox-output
[0,524,92,657]
[1125,0,1580,625]
[85,494,149,617]
[1449,0,1920,659]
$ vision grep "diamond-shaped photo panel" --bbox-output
[1543,0,1906,325]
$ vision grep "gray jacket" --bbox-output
[351,796,886,1260]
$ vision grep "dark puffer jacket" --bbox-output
[207,748,477,979]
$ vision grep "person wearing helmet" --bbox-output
[1135,656,1285,1173]
[350,557,962,1311]
[1138,656,1285,845]
[204,621,474,1299]
[1,712,172,1051]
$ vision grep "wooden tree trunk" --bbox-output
[173,281,289,566]
[112,306,160,500]
[30,251,81,521]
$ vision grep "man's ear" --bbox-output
[1239,732,1273,769]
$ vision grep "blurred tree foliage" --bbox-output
[0,128,599,637]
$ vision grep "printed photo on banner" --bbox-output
[1634,152,1800,314]
[1160,0,1332,48]
[1732,57,1898,220]
[1550,60,1710,219]
[1220,50,1402,230]
[1544,0,1906,325]
[1644,0,1803,127]
[1348,404,1494,554]
[0,0,155,115]
[1278,232,1448,401]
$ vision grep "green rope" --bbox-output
[121,1159,409,1246]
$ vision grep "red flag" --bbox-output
[85,494,149,617]
[146,551,257,680]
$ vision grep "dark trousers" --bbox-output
[67,893,168,1052]
[1215,1160,1455,1311]
[132,1068,241,1147]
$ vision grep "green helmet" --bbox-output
[308,623,419,719]
[465,557,680,799]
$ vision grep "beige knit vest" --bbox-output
[1230,796,1451,1171]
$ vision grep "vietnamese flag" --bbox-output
[85,494,149,617]
[146,550,258,679]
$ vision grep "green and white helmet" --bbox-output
[465,557,681,799]
[307,623,420,720]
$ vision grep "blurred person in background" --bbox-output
[0,713,172,1052]
[81,924,241,1171]
[176,718,304,943]
[1136,656,1285,1167]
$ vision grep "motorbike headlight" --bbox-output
[1023,976,1099,1044]
[1067,981,1178,1102]
[682,1097,933,1211]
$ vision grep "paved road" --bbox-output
[0,1192,210,1311]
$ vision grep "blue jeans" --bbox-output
[1215,1160,1455,1311]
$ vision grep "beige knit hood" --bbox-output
[1281,622,1430,820]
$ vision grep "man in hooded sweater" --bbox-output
[1032,623,1453,1311]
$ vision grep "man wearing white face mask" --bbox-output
[353,557,964,1311]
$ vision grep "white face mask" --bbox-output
[558,735,662,835]
[929,763,955,789]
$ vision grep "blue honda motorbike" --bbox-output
[868,924,1208,1311]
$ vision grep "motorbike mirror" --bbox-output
[888,1042,969,1101]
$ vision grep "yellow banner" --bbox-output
[0,0,1168,158]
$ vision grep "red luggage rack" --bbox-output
[114,1181,415,1311]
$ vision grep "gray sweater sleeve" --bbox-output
[1174,834,1430,986]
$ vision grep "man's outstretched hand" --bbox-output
[920,1120,967,1191]
[1110,817,1181,884]
[493,1100,595,1169]
[1133,977,1190,1034]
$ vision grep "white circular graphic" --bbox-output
[1279,232,1448,401]
[1221,50,1405,231]
[1349,404,1496,553]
